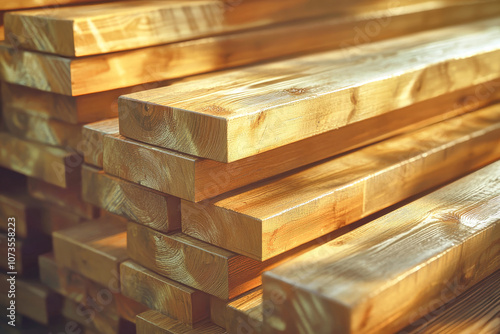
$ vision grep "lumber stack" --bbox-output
[0,0,499,333]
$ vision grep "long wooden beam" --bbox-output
[4,0,479,57]
[0,132,80,188]
[2,2,499,95]
[82,119,119,168]
[262,161,500,334]
[136,310,225,334]
[182,104,500,260]
[120,260,209,326]
[82,165,180,233]
[104,79,500,202]
[120,18,500,162]
[0,0,112,11]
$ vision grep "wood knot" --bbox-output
[200,105,232,116]
[284,87,308,96]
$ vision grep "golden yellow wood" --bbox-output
[127,222,357,300]
[136,310,225,334]
[182,104,500,260]
[403,270,500,334]
[3,2,499,96]
[2,105,83,151]
[0,0,112,10]
[262,161,500,334]
[5,0,474,57]
[227,289,263,334]
[82,119,119,168]
[39,202,86,235]
[52,217,127,288]
[1,83,126,124]
[120,260,209,326]
[105,79,500,202]
[0,132,80,188]
[28,177,99,219]
[82,165,180,232]
[120,18,500,162]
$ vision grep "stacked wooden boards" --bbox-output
[0,1,499,333]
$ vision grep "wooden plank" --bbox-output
[403,270,500,334]
[182,104,500,260]
[28,177,99,219]
[209,296,227,329]
[4,0,470,57]
[1,83,127,124]
[0,233,51,276]
[105,79,500,202]
[127,221,359,300]
[120,18,500,162]
[82,119,119,168]
[136,310,225,334]
[82,165,180,233]
[2,105,83,151]
[120,260,209,325]
[52,217,127,287]
[0,132,80,188]
[3,2,499,95]
[0,191,43,238]
[39,253,87,304]
[0,0,113,11]
[39,202,86,235]
[226,289,263,334]
[262,161,500,334]
[0,273,62,325]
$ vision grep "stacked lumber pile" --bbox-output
[0,1,499,333]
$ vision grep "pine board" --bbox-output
[4,0,476,57]
[82,119,119,168]
[226,288,263,334]
[2,2,499,96]
[1,83,128,124]
[0,132,80,188]
[81,165,180,232]
[105,79,500,202]
[2,105,83,151]
[52,217,128,287]
[136,310,225,334]
[120,18,500,162]
[182,104,500,260]
[120,260,209,326]
[262,161,500,334]
[28,177,99,219]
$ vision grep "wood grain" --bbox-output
[0,132,80,188]
[82,119,119,168]
[402,270,500,334]
[105,79,500,202]
[227,288,263,334]
[0,273,62,325]
[0,232,51,276]
[182,104,500,260]
[0,0,113,11]
[127,221,360,300]
[2,105,83,151]
[120,260,209,326]
[262,161,500,334]
[5,0,478,57]
[120,18,500,162]
[3,2,499,95]
[0,191,43,238]
[136,310,225,334]
[81,165,180,232]
[28,177,99,219]
[39,252,87,304]
[52,217,127,287]
[1,83,127,124]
